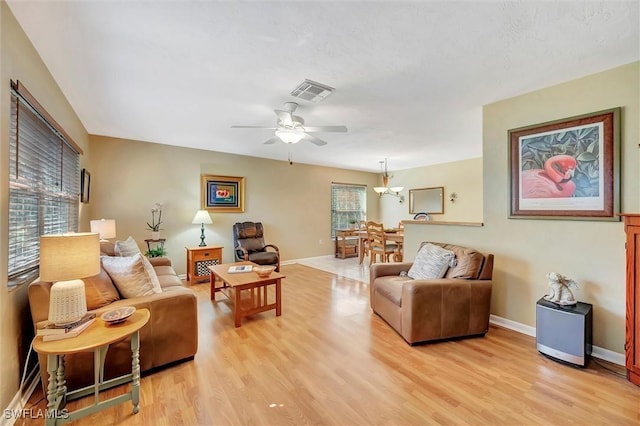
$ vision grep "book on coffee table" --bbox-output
[227,265,253,273]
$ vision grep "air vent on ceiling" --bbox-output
[290,79,334,103]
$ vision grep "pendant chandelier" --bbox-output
[373,158,404,203]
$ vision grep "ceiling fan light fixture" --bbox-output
[374,187,388,194]
[389,186,404,193]
[275,129,305,144]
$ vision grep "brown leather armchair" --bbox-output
[370,242,493,345]
[233,221,280,271]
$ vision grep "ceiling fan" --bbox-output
[231,102,347,146]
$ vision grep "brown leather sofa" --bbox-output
[370,242,494,345]
[28,242,198,391]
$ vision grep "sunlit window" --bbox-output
[8,82,80,288]
[331,183,366,238]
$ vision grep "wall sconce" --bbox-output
[373,159,405,204]
[449,192,458,203]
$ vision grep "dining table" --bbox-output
[354,229,404,264]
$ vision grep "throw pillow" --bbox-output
[408,243,456,280]
[101,254,162,298]
[82,269,121,310]
[141,255,162,293]
[114,236,141,257]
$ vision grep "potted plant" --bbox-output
[349,220,357,230]
[147,203,163,239]
[145,246,168,258]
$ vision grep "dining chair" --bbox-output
[393,221,405,262]
[358,220,370,262]
[366,221,398,265]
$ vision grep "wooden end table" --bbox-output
[186,246,223,284]
[208,261,284,327]
[32,309,150,425]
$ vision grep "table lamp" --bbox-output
[90,219,116,242]
[192,210,213,247]
[40,233,100,325]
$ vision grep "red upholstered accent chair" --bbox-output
[233,222,280,272]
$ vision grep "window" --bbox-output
[331,183,366,238]
[8,81,81,288]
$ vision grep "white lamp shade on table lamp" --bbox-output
[40,233,100,325]
[90,219,116,241]
[192,210,213,225]
[192,210,213,247]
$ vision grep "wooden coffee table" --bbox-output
[208,261,284,327]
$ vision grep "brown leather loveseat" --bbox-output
[28,242,198,391]
[370,242,494,345]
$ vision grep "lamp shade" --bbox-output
[192,210,213,225]
[40,233,99,325]
[40,233,101,282]
[90,219,116,240]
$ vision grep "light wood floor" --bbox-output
[20,263,640,425]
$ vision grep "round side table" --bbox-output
[33,308,150,425]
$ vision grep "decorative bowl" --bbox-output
[254,265,276,278]
[101,306,136,325]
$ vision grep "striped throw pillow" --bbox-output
[408,243,455,280]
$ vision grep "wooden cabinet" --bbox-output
[186,246,223,284]
[621,214,640,386]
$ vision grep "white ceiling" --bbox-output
[7,1,639,172]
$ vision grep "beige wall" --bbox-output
[0,2,91,411]
[88,136,380,274]
[405,62,639,353]
[380,158,483,226]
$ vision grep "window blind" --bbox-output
[331,183,366,238]
[8,83,80,287]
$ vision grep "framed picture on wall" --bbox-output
[80,168,91,203]
[508,108,620,221]
[201,174,245,212]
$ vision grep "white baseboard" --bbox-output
[490,314,536,337]
[2,366,40,426]
[489,314,625,366]
[590,346,625,366]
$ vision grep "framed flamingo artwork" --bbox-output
[509,108,620,221]
[201,174,245,212]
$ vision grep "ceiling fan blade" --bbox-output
[303,125,348,133]
[274,110,294,127]
[264,137,280,145]
[231,125,277,129]
[304,134,328,146]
